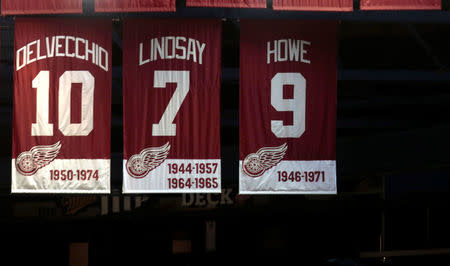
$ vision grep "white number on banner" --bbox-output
[32,70,95,136]
[59,71,95,136]
[271,72,306,138]
[152,70,190,136]
[32,71,53,136]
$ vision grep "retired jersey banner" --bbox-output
[186,0,265,8]
[239,20,337,194]
[95,0,176,12]
[123,19,221,193]
[1,0,82,15]
[273,0,353,11]
[12,18,111,193]
[360,0,440,10]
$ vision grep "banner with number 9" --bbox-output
[239,20,337,194]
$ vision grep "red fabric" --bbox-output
[240,20,337,161]
[1,0,82,15]
[13,18,111,159]
[360,0,440,10]
[95,0,175,12]
[186,0,266,8]
[273,0,353,11]
[123,19,221,160]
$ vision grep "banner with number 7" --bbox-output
[122,19,222,193]
[239,20,337,194]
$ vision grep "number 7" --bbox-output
[152,70,190,136]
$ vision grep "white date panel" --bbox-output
[123,159,221,193]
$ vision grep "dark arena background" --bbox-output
[2,0,450,265]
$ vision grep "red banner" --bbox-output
[1,0,82,15]
[12,18,111,193]
[122,19,221,193]
[95,0,175,12]
[273,0,353,11]
[239,20,337,194]
[186,0,265,8]
[360,0,440,10]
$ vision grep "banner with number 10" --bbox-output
[122,19,222,193]
[239,20,337,194]
[12,18,111,193]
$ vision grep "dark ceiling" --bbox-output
[2,3,450,265]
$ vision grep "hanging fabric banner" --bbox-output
[1,0,82,15]
[12,18,111,193]
[360,0,440,10]
[186,0,265,8]
[239,20,337,194]
[95,0,176,12]
[122,19,221,193]
[272,0,353,11]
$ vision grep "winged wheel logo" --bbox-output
[16,141,62,176]
[126,142,171,179]
[242,143,287,178]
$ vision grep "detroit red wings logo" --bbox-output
[126,142,170,179]
[16,141,62,176]
[242,143,287,178]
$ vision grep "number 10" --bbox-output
[32,70,95,136]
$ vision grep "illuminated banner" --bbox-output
[12,18,111,193]
[95,0,175,12]
[123,19,221,193]
[239,20,337,194]
[360,0,440,10]
[186,0,265,8]
[273,0,353,11]
[1,0,82,15]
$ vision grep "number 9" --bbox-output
[270,72,306,138]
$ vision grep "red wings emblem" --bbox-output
[242,143,287,178]
[16,141,62,176]
[126,142,171,179]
